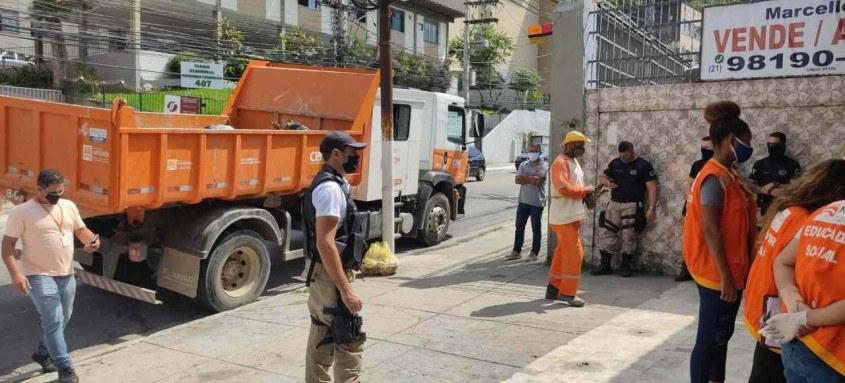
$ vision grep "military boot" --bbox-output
[620,253,634,278]
[591,251,613,276]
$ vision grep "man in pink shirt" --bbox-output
[2,170,100,383]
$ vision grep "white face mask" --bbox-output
[527,152,541,162]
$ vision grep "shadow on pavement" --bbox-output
[470,298,566,318]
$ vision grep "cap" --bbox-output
[563,131,591,145]
[320,131,367,154]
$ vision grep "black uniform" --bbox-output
[749,156,802,215]
[603,157,657,203]
[689,158,708,180]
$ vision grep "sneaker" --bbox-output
[505,251,521,261]
[557,295,586,307]
[31,353,57,373]
[58,367,79,383]
[524,252,539,262]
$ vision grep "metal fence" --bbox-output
[63,80,230,115]
[0,85,64,102]
[586,0,765,88]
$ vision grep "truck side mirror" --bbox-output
[472,113,484,138]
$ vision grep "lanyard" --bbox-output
[39,202,66,235]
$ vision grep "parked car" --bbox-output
[0,51,35,68]
[468,145,486,181]
[514,143,550,170]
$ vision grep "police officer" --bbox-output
[593,141,658,278]
[303,131,367,382]
[750,132,801,216]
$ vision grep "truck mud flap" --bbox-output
[74,268,162,305]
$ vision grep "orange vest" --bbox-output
[743,206,810,348]
[683,159,757,290]
[795,200,845,375]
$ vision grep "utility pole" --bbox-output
[213,0,222,62]
[131,0,141,90]
[462,0,499,106]
[378,4,395,252]
[323,0,349,65]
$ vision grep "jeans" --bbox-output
[690,283,742,383]
[514,203,544,255]
[782,340,845,383]
[748,341,786,383]
[28,275,76,370]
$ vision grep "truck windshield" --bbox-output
[447,106,465,145]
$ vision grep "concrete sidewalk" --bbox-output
[10,223,754,383]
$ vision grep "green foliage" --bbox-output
[449,25,514,89]
[508,68,542,94]
[346,38,376,66]
[167,52,210,74]
[393,51,450,92]
[273,29,328,64]
[0,66,53,88]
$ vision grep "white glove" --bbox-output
[760,311,808,346]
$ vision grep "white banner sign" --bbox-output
[180,61,225,89]
[701,0,845,80]
[164,95,181,114]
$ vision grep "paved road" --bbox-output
[0,169,519,375]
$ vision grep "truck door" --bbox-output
[432,105,468,184]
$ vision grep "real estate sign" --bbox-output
[180,61,225,89]
[700,0,845,80]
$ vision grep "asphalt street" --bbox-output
[0,168,520,375]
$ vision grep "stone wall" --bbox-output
[579,75,845,275]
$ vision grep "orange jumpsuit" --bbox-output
[548,154,590,297]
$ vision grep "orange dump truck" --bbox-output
[0,62,479,311]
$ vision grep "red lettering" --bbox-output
[788,22,805,48]
[769,24,787,50]
[714,29,730,53]
[833,18,845,45]
[749,26,767,52]
[732,27,748,52]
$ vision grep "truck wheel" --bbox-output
[476,167,486,182]
[417,192,450,247]
[197,231,271,312]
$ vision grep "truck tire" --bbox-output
[417,192,450,247]
[197,230,271,312]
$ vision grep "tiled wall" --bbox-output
[579,75,845,274]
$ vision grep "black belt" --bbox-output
[611,199,642,204]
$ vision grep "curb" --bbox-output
[406,221,514,256]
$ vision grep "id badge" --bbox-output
[762,295,783,348]
[59,234,71,248]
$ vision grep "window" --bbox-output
[447,106,465,145]
[298,0,319,10]
[0,9,19,33]
[391,9,405,33]
[423,19,438,44]
[468,146,481,158]
[108,29,126,51]
[393,104,411,141]
[352,10,367,23]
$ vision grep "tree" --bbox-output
[508,68,543,109]
[167,52,210,76]
[31,0,86,88]
[271,29,329,65]
[392,51,451,92]
[448,25,514,90]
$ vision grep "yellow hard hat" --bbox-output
[563,131,591,145]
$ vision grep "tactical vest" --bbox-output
[303,166,364,270]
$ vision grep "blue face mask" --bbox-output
[732,137,754,164]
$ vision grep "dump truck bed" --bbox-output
[0,62,379,218]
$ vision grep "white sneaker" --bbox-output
[525,252,539,262]
[505,251,521,261]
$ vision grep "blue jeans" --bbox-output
[690,283,742,383]
[782,340,845,383]
[514,203,544,255]
[28,275,76,370]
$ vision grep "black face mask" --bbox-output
[343,154,361,174]
[701,148,714,160]
[45,193,61,205]
[768,143,786,158]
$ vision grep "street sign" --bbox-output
[180,61,225,89]
[701,0,845,81]
[164,95,202,115]
[180,96,201,114]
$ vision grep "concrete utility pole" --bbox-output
[131,0,141,89]
[462,0,499,106]
[325,0,349,64]
[213,0,222,62]
[378,4,395,252]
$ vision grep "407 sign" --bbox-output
[701,0,845,80]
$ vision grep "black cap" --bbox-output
[319,131,367,154]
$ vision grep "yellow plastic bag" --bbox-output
[361,241,398,276]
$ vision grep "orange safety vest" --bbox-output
[683,159,757,290]
[794,200,845,375]
[743,206,810,349]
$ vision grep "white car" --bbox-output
[0,51,35,68]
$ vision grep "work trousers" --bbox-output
[598,201,639,256]
[748,341,786,383]
[305,263,364,383]
[690,283,742,383]
[513,203,544,255]
[547,221,583,297]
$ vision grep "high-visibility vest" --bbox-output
[683,159,757,290]
[795,200,845,375]
[743,206,810,349]
[549,154,587,226]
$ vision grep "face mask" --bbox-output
[45,192,61,205]
[527,152,540,162]
[732,137,754,164]
[767,143,786,158]
[573,148,586,158]
[701,148,714,160]
[343,154,361,173]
